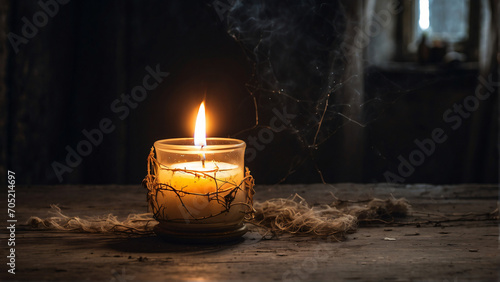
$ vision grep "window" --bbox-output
[415,0,469,43]
[399,0,478,60]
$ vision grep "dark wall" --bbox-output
[364,64,497,183]
[1,0,498,185]
[3,0,253,185]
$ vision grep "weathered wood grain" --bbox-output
[1,184,498,281]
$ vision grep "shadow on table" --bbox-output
[107,234,259,254]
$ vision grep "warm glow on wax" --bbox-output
[194,102,207,147]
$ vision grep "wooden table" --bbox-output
[1,184,499,281]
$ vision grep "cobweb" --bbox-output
[216,0,420,184]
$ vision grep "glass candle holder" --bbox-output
[146,137,253,242]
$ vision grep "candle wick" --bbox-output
[200,145,205,168]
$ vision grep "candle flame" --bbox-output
[194,102,207,147]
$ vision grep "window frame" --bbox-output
[396,0,480,62]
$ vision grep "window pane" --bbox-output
[417,0,469,42]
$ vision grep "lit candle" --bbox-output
[149,102,251,237]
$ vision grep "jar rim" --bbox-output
[154,137,245,153]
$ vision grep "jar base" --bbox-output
[153,222,248,243]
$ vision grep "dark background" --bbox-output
[0,0,498,185]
